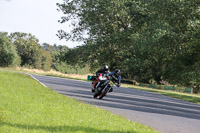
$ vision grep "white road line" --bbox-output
[28,74,47,87]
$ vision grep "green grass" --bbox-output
[122,84,200,104]
[0,71,158,133]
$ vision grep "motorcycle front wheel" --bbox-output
[93,92,98,98]
[93,87,101,98]
[99,88,108,99]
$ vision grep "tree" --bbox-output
[57,0,145,71]
[57,0,200,92]
[10,32,42,68]
[0,32,20,67]
[40,50,52,71]
[148,0,200,91]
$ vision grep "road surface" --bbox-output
[31,74,200,133]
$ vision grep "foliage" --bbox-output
[57,0,200,93]
[41,43,88,74]
[10,32,52,71]
[42,43,69,53]
[40,50,52,71]
[10,32,41,67]
[147,0,200,92]
[0,32,21,67]
[52,62,88,74]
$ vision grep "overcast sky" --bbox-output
[0,0,81,48]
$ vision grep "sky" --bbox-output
[0,0,82,48]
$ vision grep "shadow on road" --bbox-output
[59,88,200,121]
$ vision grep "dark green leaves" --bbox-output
[58,0,200,92]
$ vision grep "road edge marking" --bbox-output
[28,73,47,87]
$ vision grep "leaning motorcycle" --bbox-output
[92,73,116,99]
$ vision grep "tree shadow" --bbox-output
[61,89,200,120]
[1,122,135,133]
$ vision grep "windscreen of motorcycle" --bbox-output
[99,75,107,80]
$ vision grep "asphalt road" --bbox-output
[31,74,200,133]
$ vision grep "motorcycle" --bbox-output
[92,73,116,99]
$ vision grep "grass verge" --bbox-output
[122,84,200,104]
[0,71,158,133]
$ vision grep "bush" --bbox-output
[52,62,88,75]
[0,32,21,67]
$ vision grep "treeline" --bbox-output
[0,32,87,74]
[57,0,200,92]
[0,32,50,69]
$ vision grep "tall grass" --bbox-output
[0,71,158,133]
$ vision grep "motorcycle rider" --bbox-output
[96,65,109,76]
[103,69,121,92]
[93,69,121,94]
[91,65,109,92]
[111,69,121,87]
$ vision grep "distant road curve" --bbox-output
[31,74,200,133]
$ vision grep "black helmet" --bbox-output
[115,69,120,75]
[104,65,109,71]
